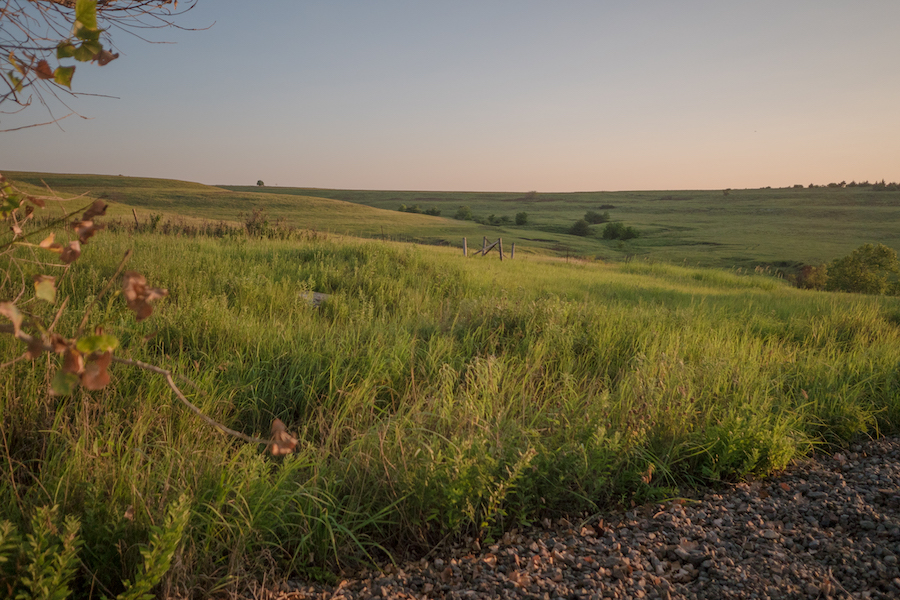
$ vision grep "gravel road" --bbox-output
[270,435,900,600]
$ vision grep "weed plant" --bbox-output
[2,230,900,594]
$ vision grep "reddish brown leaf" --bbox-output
[62,349,84,375]
[122,271,168,321]
[94,50,119,65]
[81,199,107,221]
[50,333,69,353]
[34,60,54,80]
[73,219,104,244]
[26,337,45,359]
[123,505,134,521]
[81,351,112,390]
[59,240,81,264]
[28,196,45,208]
[269,418,298,456]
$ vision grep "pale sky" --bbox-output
[2,1,899,192]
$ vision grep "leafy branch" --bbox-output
[0,173,298,456]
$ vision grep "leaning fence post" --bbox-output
[499,238,504,261]
[463,237,468,257]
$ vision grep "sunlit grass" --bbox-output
[2,228,900,594]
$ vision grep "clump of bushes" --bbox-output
[602,222,639,240]
[826,243,899,295]
[791,243,900,295]
[398,205,441,216]
[454,206,473,220]
[570,219,591,236]
[584,210,610,224]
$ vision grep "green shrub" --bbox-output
[826,243,899,295]
[584,210,609,224]
[570,219,591,236]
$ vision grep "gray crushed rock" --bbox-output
[264,435,900,600]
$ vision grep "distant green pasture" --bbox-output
[7,172,900,268]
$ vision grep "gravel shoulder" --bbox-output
[266,435,900,600]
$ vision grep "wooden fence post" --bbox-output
[481,236,487,255]
[511,243,515,259]
[463,237,468,257]
[499,238,503,261]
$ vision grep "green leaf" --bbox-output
[34,276,57,304]
[6,71,22,93]
[73,45,95,62]
[75,0,99,32]
[82,40,102,56]
[8,51,24,75]
[51,371,80,396]
[75,334,119,354]
[54,65,75,88]
[57,42,77,60]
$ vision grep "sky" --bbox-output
[2,0,899,192]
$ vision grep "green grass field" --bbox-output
[8,171,900,268]
[2,173,900,596]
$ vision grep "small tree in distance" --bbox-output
[257,180,264,187]
[515,212,528,225]
[570,219,591,236]
[826,243,899,295]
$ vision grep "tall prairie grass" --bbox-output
[2,230,900,594]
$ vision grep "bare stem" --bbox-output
[111,356,273,447]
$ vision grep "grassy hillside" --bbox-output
[2,222,900,594]
[226,183,900,268]
[8,172,900,268]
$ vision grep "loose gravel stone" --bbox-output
[259,435,900,599]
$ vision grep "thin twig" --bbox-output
[111,356,273,447]
[76,249,131,336]
[0,352,28,369]
[0,200,95,252]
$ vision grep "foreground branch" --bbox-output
[0,324,282,450]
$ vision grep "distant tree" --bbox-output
[257,180,264,187]
[723,189,731,196]
[570,219,591,236]
[796,264,828,290]
[425,207,441,216]
[454,206,472,220]
[515,211,528,225]
[826,243,899,295]
[584,210,609,224]
[602,222,639,241]
[524,190,538,200]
